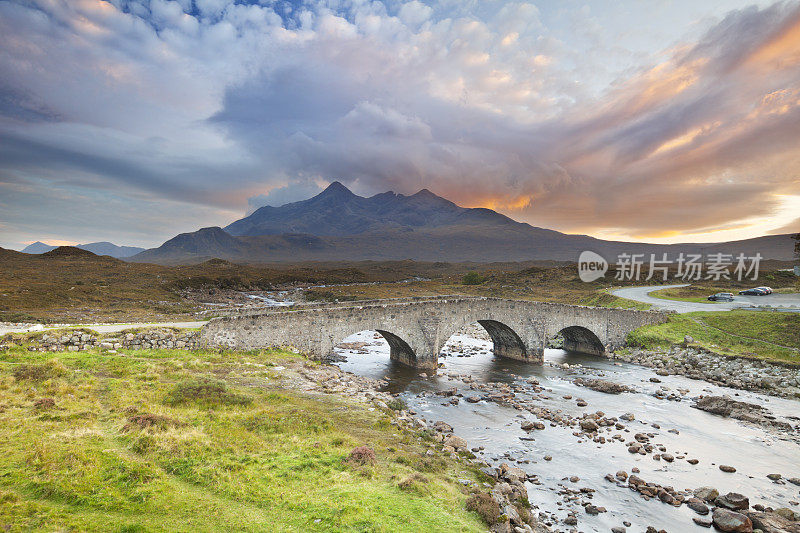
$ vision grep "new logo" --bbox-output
[578,251,608,282]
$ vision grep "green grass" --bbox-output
[627,310,800,364]
[0,346,486,532]
[579,290,652,310]
[649,287,720,303]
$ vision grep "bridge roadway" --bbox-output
[199,296,669,369]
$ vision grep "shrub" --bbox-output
[411,456,447,473]
[163,377,252,408]
[466,492,502,525]
[398,473,429,493]
[13,360,67,382]
[385,397,407,411]
[346,446,376,466]
[462,272,485,285]
[123,413,185,432]
[33,398,56,410]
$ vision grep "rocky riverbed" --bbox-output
[332,328,800,532]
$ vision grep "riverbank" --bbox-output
[612,345,800,399]
[0,342,529,532]
[626,310,800,365]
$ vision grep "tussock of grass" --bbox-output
[163,377,252,408]
[13,360,67,382]
[123,413,185,432]
[398,473,430,494]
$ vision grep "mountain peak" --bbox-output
[225,181,516,237]
[411,188,438,199]
[318,181,355,197]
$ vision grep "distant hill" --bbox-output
[40,246,103,258]
[22,241,145,258]
[130,182,798,265]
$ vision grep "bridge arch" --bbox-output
[436,318,536,364]
[555,325,606,356]
[375,329,417,366]
[476,319,528,360]
[332,329,419,366]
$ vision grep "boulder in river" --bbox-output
[686,498,710,515]
[694,487,719,502]
[716,492,749,511]
[747,509,800,533]
[573,378,633,394]
[432,421,453,433]
[712,508,753,532]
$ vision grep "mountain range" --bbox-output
[129,182,797,265]
[22,241,145,258]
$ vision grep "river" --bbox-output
[334,327,800,532]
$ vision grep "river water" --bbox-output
[334,328,800,532]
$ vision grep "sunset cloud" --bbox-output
[0,0,798,249]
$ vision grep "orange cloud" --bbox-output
[745,10,800,70]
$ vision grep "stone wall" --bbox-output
[200,296,669,368]
[33,331,99,352]
[114,329,199,350]
[29,329,199,352]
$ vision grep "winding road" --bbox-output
[0,321,208,336]
[613,284,800,313]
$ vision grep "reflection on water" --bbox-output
[334,330,800,533]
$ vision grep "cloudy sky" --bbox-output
[1,0,799,250]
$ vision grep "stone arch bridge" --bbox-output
[200,296,669,369]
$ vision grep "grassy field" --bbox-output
[304,265,653,310]
[0,247,501,323]
[626,310,800,364]
[0,344,487,532]
[2,245,796,323]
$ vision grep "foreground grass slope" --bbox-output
[0,345,485,532]
[627,310,800,364]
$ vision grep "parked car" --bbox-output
[708,292,734,301]
[755,286,773,294]
[739,288,768,296]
